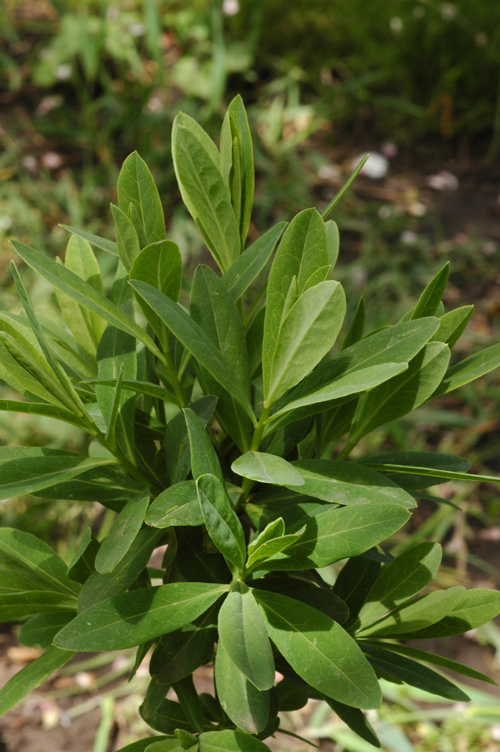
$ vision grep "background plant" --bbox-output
[0,98,499,751]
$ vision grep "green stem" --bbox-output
[337,439,355,461]
[163,338,186,407]
[236,404,272,508]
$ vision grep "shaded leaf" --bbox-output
[215,641,270,734]
[95,490,150,573]
[197,474,246,571]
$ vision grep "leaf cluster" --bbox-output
[1,97,499,751]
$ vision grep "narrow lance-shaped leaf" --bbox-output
[117,151,166,246]
[431,305,474,349]
[55,233,106,356]
[254,589,381,709]
[288,459,416,508]
[190,265,252,450]
[215,641,270,734]
[0,647,76,716]
[172,113,240,271]
[111,202,141,272]
[196,473,246,572]
[199,729,270,752]
[325,219,340,268]
[130,239,182,341]
[432,343,500,398]
[355,542,442,629]
[399,589,500,639]
[264,280,346,405]
[10,240,164,361]
[263,208,330,397]
[266,503,410,570]
[60,225,118,256]
[130,281,254,419]
[410,262,450,320]
[227,94,254,249]
[347,342,450,448]
[54,582,229,651]
[222,222,287,303]
[356,586,466,638]
[231,451,305,488]
[360,450,471,491]
[184,408,224,482]
[95,490,150,573]
[0,453,117,502]
[218,582,275,690]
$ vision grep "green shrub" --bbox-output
[0,97,499,751]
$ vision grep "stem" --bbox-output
[236,404,272,508]
[337,439,355,461]
[163,338,186,407]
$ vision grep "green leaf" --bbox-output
[130,281,253,418]
[246,520,302,569]
[0,527,78,598]
[19,612,74,649]
[218,582,275,691]
[60,225,118,256]
[0,590,76,620]
[264,280,346,405]
[96,323,137,461]
[11,240,163,361]
[111,202,141,272]
[56,233,106,356]
[173,675,204,733]
[432,343,500,397]
[348,342,450,446]
[165,396,217,485]
[430,305,474,348]
[325,220,340,268]
[356,542,442,629]
[197,474,246,571]
[263,209,330,389]
[322,697,380,748]
[410,263,450,319]
[150,611,217,685]
[198,729,271,752]
[288,459,416,509]
[184,408,224,483]
[95,490,150,573]
[172,113,240,271]
[362,644,469,702]
[294,318,440,404]
[0,647,75,716]
[266,503,410,570]
[130,240,183,342]
[360,462,500,485]
[0,399,88,430]
[0,451,116,501]
[146,481,202,528]
[84,378,180,407]
[275,678,309,711]
[369,642,498,685]
[264,363,408,435]
[253,576,349,623]
[0,331,77,411]
[215,641,270,734]
[232,451,305,487]
[10,262,91,416]
[78,527,162,611]
[341,295,365,350]
[227,95,255,248]
[116,738,174,752]
[356,586,466,637]
[222,223,286,303]
[141,698,191,735]
[190,265,252,450]
[117,151,166,246]
[54,582,228,651]
[321,155,369,220]
[254,589,381,709]
[360,451,471,491]
[401,589,500,639]
[332,557,382,623]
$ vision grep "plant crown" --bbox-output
[1,97,500,751]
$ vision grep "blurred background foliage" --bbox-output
[1,2,500,750]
